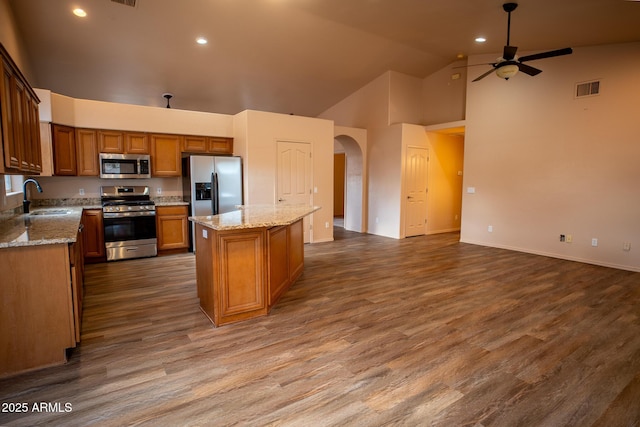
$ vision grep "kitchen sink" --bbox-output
[30,209,72,216]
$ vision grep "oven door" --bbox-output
[103,213,157,261]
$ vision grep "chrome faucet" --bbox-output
[22,178,43,214]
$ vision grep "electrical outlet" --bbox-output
[157,187,162,195]
[488,225,493,233]
[325,222,329,228]
[79,188,85,196]
[560,234,565,242]
[623,242,631,251]
[566,235,572,243]
[591,238,598,247]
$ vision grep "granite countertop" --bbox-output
[0,207,83,248]
[189,205,321,231]
[155,201,189,207]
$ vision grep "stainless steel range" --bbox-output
[101,186,157,261]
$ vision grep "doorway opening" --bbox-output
[333,132,366,233]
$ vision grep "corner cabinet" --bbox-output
[0,43,42,175]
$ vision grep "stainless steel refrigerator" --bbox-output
[182,155,243,250]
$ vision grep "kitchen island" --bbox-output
[189,205,320,326]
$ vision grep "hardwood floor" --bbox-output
[1,228,639,426]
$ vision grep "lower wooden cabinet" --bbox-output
[0,243,79,376]
[82,208,106,263]
[156,205,189,252]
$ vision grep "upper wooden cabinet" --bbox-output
[183,135,233,155]
[98,130,124,153]
[0,43,42,175]
[125,132,149,154]
[75,128,99,176]
[99,130,149,154]
[52,124,77,176]
[150,133,183,177]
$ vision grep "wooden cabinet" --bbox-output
[268,219,303,307]
[70,228,85,343]
[196,224,268,326]
[99,130,149,154]
[125,132,149,154]
[76,128,99,176]
[82,209,106,263]
[0,43,41,175]
[183,135,233,155]
[208,137,233,154]
[150,133,183,177]
[194,218,304,327]
[0,243,78,376]
[98,130,124,153]
[156,205,189,252]
[52,124,77,175]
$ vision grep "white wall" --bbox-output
[50,94,234,136]
[367,124,403,238]
[234,110,335,243]
[461,42,640,271]
[421,60,467,125]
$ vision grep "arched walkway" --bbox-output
[334,126,367,233]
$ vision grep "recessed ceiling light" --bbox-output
[73,8,87,17]
[196,37,208,45]
[475,37,487,43]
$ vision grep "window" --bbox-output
[4,174,23,195]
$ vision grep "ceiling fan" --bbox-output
[472,2,573,82]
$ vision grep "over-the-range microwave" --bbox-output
[99,153,151,179]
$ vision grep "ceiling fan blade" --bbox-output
[519,47,573,63]
[503,45,518,61]
[517,63,543,76]
[472,67,497,82]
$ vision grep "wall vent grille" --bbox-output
[111,0,137,7]
[575,80,600,98]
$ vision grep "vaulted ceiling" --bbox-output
[8,0,640,117]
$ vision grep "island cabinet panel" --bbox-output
[195,224,268,326]
[267,219,304,308]
[288,219,304,281]
[0,244,76,377]
[268,225,290,306]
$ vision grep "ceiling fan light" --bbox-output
[496,64,519,80]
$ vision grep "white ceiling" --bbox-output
[8,0,640,117]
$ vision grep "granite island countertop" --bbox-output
[0,207,83,248]
[189,205,320,231]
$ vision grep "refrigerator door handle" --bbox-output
[212,172,219,215]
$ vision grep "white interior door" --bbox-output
[277,141,312,242]
[404,146,428,237]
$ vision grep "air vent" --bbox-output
[111,0,137,7]
[575,80,600,98]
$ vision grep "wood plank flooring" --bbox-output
[1,228,639,426]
